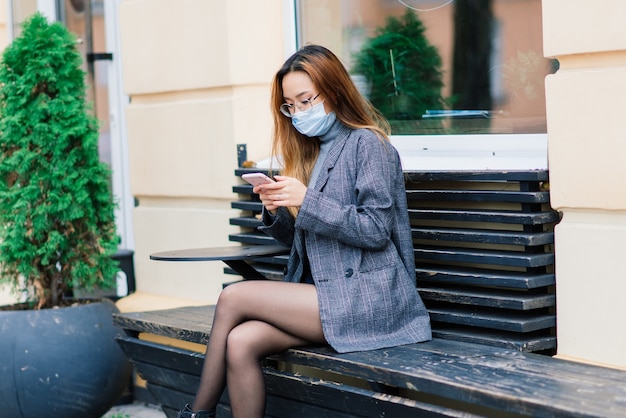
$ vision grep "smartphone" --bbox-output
[241,172,275,186]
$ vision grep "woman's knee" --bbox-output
[215,282,248,317]
[226,324,263,367]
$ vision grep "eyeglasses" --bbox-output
[279,93,321,118]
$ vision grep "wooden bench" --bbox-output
[114,304,626,417]
[113,168,626,417]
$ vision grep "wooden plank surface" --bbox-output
[273,340,626,418]
[432,328,556,352]
[116,335,205,374]
[406,189,550,203]
[115,307,625,417]
[428,306,556,332]
[231,184,255,195]
[411,226,554,246]
[229,216,262,228]
[113,305,215,344]
[403,170,549,182]
[418,286,555,310]
[228,232,280,246]
[231,200,263,211]
[409,208,560,224]
[415,267,555,289]
[118,334,479,418]
[414,246,554,267]
[262,368,476,418]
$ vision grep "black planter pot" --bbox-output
[0,299,132,418]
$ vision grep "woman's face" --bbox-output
[281,71,331,115]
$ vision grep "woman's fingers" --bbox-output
[256,175,306,208]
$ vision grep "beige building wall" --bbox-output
[0,1,8,48]
[543,0,626,369]
[116,0,286,311]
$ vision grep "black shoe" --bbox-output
[177,403,215,418]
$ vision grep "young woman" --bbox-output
[177,44,431,418]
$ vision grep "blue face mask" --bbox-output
[291,101,336,137]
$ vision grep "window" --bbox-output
[296,0,556,136]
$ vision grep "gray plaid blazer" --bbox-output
[260,125,431,353]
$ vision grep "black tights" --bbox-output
[191,280,325,418]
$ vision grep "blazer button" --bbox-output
[344,268,354,278]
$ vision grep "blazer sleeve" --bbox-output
[295,133,399,251]
[258,206,295,248]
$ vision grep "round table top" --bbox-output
[150,244,289,262]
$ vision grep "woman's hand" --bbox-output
[255,175,307,212]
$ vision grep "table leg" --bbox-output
[222,260,268,280]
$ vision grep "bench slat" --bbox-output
[414,246,554,267]
[232,184,254,194]
[228,232,277,246]
[418,286,555,310]
[428,306,555,332]
[407,189,550,203]
[404,171,549,182]
[229,216,262,228]
[134,360,200,397]
[114,305,214,345]
[235,169,549,183]
[432,328,556,352]
[231,200,263,211]
[415,267,555,289]
[409,208,560,224]
[412,226,554,246]
[116,335,205,374]
[263,368,474,418]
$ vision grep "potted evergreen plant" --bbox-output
[0,13,130,418]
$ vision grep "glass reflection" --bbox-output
[298,0,557,135]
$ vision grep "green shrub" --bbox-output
[353,8,445,121]
[0,13,119,309]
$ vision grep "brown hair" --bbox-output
[270,45,390,190]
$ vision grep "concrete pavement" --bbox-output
[102,402,167,418]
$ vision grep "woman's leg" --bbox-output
[191,280,324,414]
[226,320,315,417]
